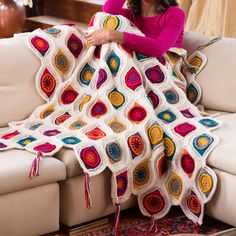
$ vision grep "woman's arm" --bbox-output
[86,21,183,57]
[103,0,132,19]
[123,8,185,57]
[123,26,183,57]
[87,7,185,58]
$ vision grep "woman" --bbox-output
[86,0,185,57]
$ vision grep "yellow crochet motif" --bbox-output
[39,105,55,119]
[189,56,202,69]
[108,91,124,107]
[103,16,120,30]
[148,125,163,145]
[167,172,183,200]
[199,173,213,193]
[163,137,175,157]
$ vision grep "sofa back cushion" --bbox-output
[0,36,44,127]
[183,31,236,112]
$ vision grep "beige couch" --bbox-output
[0,32,236,235]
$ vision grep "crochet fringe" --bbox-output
[84,172,92,210]
[112,203,121,236]
[29,151,42,178]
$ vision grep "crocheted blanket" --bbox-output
[0,12,221,232]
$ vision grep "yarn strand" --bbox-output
[197,36,222,51]
[84,172,92,210]
[29,151,42,179]
[149,216,161,234]
[112,203,121,236]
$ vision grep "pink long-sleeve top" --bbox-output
[103,0,185,57]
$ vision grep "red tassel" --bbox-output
[112,203,121,236]
[29,151,42,179]
[194,222,200,234]
[149,216,160,234]
[84,172,92,209]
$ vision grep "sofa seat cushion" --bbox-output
[208,112,236,175]
[0,149,66,195]
[55,148,83,178]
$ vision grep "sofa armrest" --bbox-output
[183,31,236,112]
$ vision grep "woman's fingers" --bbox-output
[85,29,108,46]
[86,37,93,42]
[86,33,97,43]
[87,38,97,46]
[86,34,93,40]
[86,34,95,45]
[87,36,101,45]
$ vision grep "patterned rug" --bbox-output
[60,207,235,236]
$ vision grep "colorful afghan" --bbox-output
[0,12,221,233]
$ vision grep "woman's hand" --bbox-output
[86,29,111,46]
[86,29,124,46]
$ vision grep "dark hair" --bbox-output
[127,0,179,15]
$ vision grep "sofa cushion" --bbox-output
[0,183,60,236]
[206,169,236,227]
[0,36,44,127]
[208,112,236,175]
[0,149,66,195]
[55,148,83,178]
[183,31,211,56]
[60,169,137,226]
[183,32,236,113]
